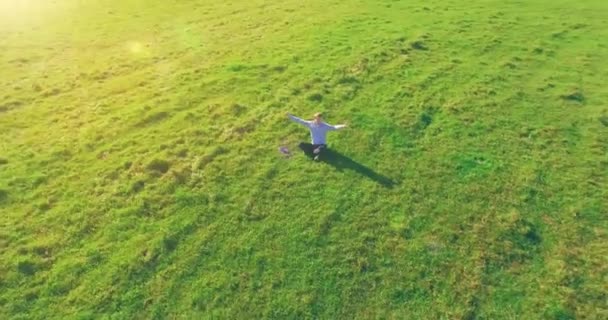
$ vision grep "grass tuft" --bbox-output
[307,93,324,102]
[410,40,428,50]
[17,259,37,276]
[561,90,585,102]
[146,159,171,174]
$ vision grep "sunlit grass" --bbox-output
[0,0,606,318]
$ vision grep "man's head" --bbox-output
[313,112,323,123]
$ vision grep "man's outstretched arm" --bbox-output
[326,123,347,131]
[287,113,310,127]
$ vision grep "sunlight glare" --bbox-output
[0,0,58,27]
[128,41,144,54]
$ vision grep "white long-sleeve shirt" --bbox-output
[288,114,346,145]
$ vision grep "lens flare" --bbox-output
[128,41,144,54]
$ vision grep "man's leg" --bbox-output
[313,144,326,160]
[298,143,315,158]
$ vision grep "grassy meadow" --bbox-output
[1,0,607,318]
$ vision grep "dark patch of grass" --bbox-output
[17,259,37,276]
[146,159,170,174]
[411,107,437,135]
[410,40,428,50]
[337,75,359,85]
[545,305,575,320]
[131,198,157,217]
[37,201,52,212]
[52,148,72,160]
[170,168,191,186]
[0,158,8,165]
[0,100,23,112]
[561,90,584,103]
[177,149,188,157]
[192,146,228,170]
[227,64,246,72]
[318,211,341,237]
[522,185,539,203]
[552,30,567,38]
[136,111,170,127]
[25,291,38,302]
[32,245,52,258]
[225,122,255,139]
[419,111,433,128]
[131,180,145,193]
[41,88,61,97]
[307,93,323,102]
[571,23,587,29]
[230,103,247,116]
[163,235,178,252]
[599,115,608,127]
[490,215,542,270]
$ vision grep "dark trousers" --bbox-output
[312,144,326,154]
[298,143,327,159]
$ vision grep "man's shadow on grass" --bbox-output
[298,143,395,188]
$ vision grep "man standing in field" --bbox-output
[287,112,347,160]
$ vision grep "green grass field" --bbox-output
[1,0,607,318]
